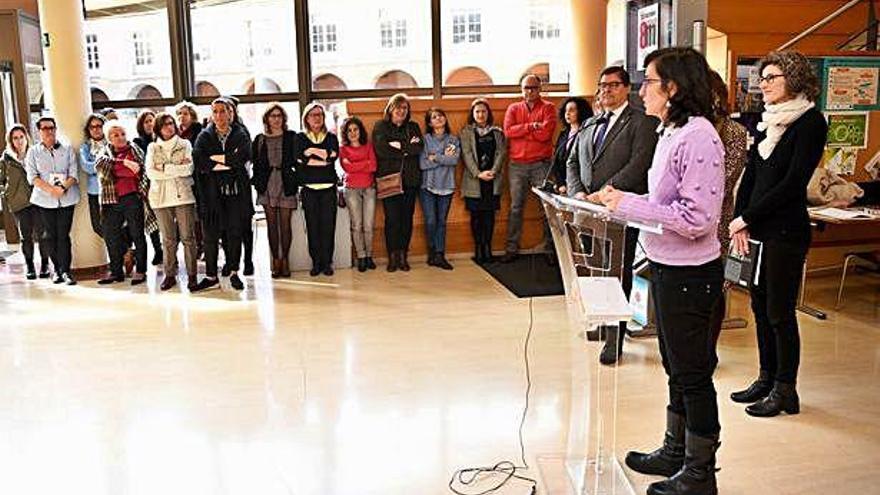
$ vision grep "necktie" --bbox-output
[594,111,613,150]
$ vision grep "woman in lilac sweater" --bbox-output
[597,48,725,495]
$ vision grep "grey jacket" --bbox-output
[566,104,658,196]
[459,124,507,199]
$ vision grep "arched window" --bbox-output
[243,77,282,94]
[444,66,493,87]
[374,70,418,89]
[90,87,109,102]
[195,81,220,97]
[521,63,550,84]
[129,84,163,99]
[312,73,348,91]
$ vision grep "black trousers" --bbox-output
[750,238,808,385]
[203,199,248,277]
[102,193,147,276]
[13,205,49,271]
[650,259,724,436]
[301,187,338,268]
[88,193,102,237]
[469,210,496,249]
[39,205,75,276]
[382,187,418,253]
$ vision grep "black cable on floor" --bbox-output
[448,297,538,495]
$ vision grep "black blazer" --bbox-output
[371,119,424,189]
[294,132,339,186]
[734,107,827,245]
[192,122,253,228]
[252,130,297,195]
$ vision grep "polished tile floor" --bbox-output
[0,235,878,495]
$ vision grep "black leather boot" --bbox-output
[625,410,685,477]
[746,381,799,417]
[599,326,624,365]
[647,431,719,495]
[387,251,399,273]
[730,370,773,403]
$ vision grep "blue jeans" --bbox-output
[419,190,453,253]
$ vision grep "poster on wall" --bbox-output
[636,3,659,71]
[823,148,858,176]
[826,66,879,110]
[825,112,869,149]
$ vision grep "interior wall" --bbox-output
[345,95,565,258]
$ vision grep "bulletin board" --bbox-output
[818,57,880,112]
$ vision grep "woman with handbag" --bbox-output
[253,103,298,278]
[296,102,340,277]
[460,98,506,263]
[95,120,151,286]
[372,93,423,272]
[340,116,378,272]
[729,51,827,418]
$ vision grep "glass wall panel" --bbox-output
[189,0,299,95]
[441,0,571,86]
[308,0,432,91]
[84,1,174,100]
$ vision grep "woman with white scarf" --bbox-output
[145,112,199,292]
[729,51,827,418]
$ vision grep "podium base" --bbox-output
[537,454,635,495]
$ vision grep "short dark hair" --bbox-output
[135,110,156,138]
[340,116,368,146]
[424,107,451,135]
[35,116,56,130]
[759,50,820,102]
[466,98,494,126]
[153,112,179,138]
[558,97,593,129]
[644,47,715,127]
[599,66,630,86]
[82,113,106,141]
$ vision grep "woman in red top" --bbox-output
[95,121,150,285]
[340,117,378,272]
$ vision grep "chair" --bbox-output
[836,250,880,309]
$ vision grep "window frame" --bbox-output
[74,0,569,115]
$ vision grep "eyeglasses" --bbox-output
[39,126,56,131]
[88,124,103,130]
[641,78,663,87]
[268,112,284,118]
[598,82,625,90]
[758,73,784,84]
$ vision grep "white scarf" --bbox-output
[155,134,180,154]
[757,94,814,160]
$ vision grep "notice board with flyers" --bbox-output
[818,56,880,112]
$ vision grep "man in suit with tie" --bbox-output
[567,66,659,365]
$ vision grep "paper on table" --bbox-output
[811,207,880,220]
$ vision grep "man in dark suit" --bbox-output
[566,66,659,365]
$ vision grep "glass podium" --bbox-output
[532,188,662,495]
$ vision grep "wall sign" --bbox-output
[636,3,659,71]
[825,112,869,149]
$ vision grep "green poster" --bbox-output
[826,112,869,148]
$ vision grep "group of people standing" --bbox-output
[556,48,826,495]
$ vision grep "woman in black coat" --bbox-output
[729,50,828,418]
[551,97,592,194]
[253,103,298,278]
[192,97,253,291]
[372,93,423,272]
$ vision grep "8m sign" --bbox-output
[637,3,659,71]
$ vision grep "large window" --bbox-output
[189,0,298,95]
[442,0,571,87]
[83,0,173,100]
[85,34,100,70]
[308,0,431,91]
[452,10,481,45]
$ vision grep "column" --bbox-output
[568,0,608,98]
[37,0,106,271]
